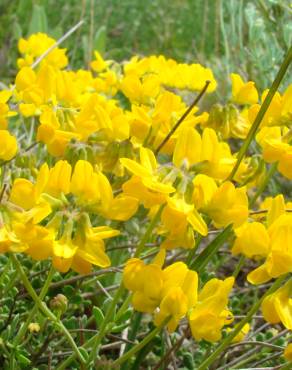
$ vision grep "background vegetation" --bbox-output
[0,0,291,91]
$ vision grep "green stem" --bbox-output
[250,162,277,207]
[190,225,233,272]
[10,254,86,365]
[198,274,289,370]
[232,255,245,278]
[219,0,230,76]
[112,318,170,367]
[134,204,164,257]
[227,46,292,181]
[186,234,203,266]
[87,284,125,364]
[88,204,164,363]
[59,205,163,368]
[87,223,159,365]
[121,312,142,370]
[279,363,292,370]
[154,81,210,154]
[14,264,55,345]
[115,292,132,322]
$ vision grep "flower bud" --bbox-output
[28,322,40,333]
[50,294,68,314]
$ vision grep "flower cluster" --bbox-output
[0,32,291,360]
[123,250,234,340]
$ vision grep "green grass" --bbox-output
[0,0,291,91]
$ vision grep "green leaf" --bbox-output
[16,353,31,366]
[28,4,48,35]
[93,25,107,54]
[190,225,233,272]
[13,21,23,40]
[93,306,104,329]
[79,347,89,362]
[111,322,129,333]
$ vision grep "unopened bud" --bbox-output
[28,322,40,333]
[50,294,68,314]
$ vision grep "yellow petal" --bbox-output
[120,157,151,178]
[187,209,208,236]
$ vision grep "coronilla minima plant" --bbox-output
[0,29,291,369]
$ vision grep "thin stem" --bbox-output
[112,318,170,367]
[88,205,164,363]
[190,224,233,272]
[221,329,289,369]
[219,0,230,76]
[232,255,245,278]
[155,81,210,155]
[134,204,164,257]
[228,340,283,351]
[186,234,203,266]
[10,255,86,365]
[153,327,189,370]
[115,293,132,322]
[201,0,209,54]
[14,264,55,345]
[58,205,164,369]
[31,20,84,69]
[227,46,292,181]
[88,0,94,65]
[250,163,277,207]
[87,284,125,364]
[198,274,289,370]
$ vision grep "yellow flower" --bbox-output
[256,126,292,179]
[17,33,68,69]
[173,126,202,168]
[249,86,292,127]
[261,280,292,330]
[123,176,167,208]
[71,226,118,274]
[199,128,236,180]
[154,264,198,331]
[12,221,54,260]
[160,227,195,250]
[204,182,248,228]
[120,74,161,104]
[44,160,72,197]
[248,214,292,284]
[284,343,292,362]
[70,160,101,205]
[232,222,270,258]
[0,130,17,161]
[161,195,208,238]
[90,51,109,72]
[121,147,175,207]
[0,226,20,253]
[230,73,258,105]
[227,323,250,343]
[192,174,218,210]
[0,90,17,129]
[52,221,117,274]
[123,250,165,313]
[71,160,138,220]
[28,323,40,333]
[188,277,234,342]
[154,287,188,332]
[123,258,146,292]
[161,262,195,302]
